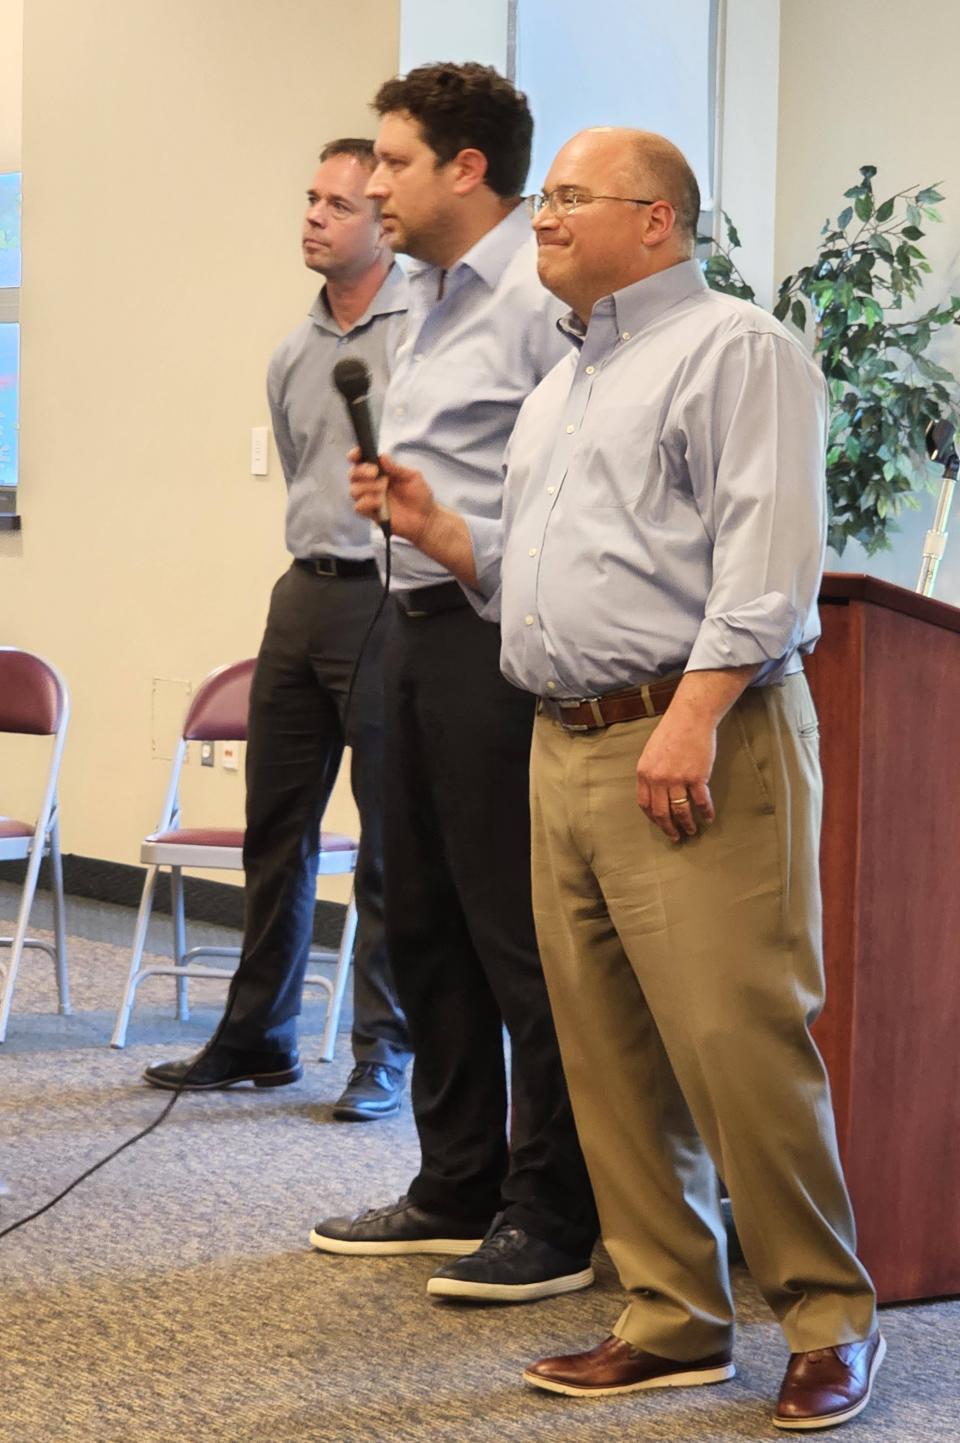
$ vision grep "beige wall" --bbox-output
[776,0,960,602]
[1,0,400,899]
[0,0,22,171]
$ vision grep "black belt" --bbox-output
[295,556,379,579]
[394,580,470,618]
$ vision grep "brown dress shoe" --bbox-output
[773,1330,885,1430]
[523,1334,735,1397]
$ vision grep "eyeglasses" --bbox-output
[529,188,655,217]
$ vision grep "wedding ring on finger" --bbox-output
[669,795,691,808]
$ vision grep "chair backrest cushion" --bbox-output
[0,650,64,735]
[183,658,256,742]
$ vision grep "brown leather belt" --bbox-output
[539,676,682,731]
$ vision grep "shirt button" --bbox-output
[546,485,556,495]
[394,406,405,417]
[585,365,595,375]
[546,680,557,691]
[524,615,534,626]
[621,330,631,340]
[565,424,575,434]
[528,547,538,557]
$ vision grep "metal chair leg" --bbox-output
[110,863,160,1048]
[170,866,189,1022]
[318,890,358,1063]
[49,817,71,1015]
[0,835,46,1044]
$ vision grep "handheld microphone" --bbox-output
[333,357,391,536]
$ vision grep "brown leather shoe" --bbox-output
[773,1330,885,1430]
[522,1334,735,1397]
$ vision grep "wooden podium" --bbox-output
[805,573,960,1304]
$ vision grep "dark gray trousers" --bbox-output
[219,562,410,1069]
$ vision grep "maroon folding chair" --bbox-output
[110,658,358,1054]
[0,648,70,1042]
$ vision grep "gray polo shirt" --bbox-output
[267,263,409,560]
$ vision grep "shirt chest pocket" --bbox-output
[569,401,663,509]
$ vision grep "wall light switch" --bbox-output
[250,426,269,476]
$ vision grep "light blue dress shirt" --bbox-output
[467,260,828,698]
[377,204,569,590]
[267,263,408,561]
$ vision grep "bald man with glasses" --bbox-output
[351,126,883,1433]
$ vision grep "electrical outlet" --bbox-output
[200,741,215,767]
[250,426,269,476]
[222,741,240,771]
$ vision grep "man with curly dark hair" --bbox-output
[310,64,598,1304]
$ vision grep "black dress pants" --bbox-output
[219,562,409,1068]
[383,597,597,1256]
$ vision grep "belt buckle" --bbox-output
[556,696,605,732]
[313,557,337,577]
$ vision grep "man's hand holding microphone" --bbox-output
[349,449,481,589]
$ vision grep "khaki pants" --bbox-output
[530,674,877,1358]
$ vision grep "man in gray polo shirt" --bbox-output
[144,139,411,1119]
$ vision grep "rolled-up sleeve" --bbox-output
[683,330,827,676]
[460,513,504,621]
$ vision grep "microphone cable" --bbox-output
[0,531,393,1242]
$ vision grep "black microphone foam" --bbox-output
[333,357,379,464]
[332,357,390,530]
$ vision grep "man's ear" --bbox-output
[641,199,678,249]
[450,146,490,196]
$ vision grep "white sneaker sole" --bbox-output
[772,1333,886,1431]
[309,1230,484,1257]
[427,1265,595,1302]
[522,1360,736,1397]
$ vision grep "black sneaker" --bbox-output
[309,1195,488,1256]
[332,1063,404,1122]
[143,1040,302,1091]
[427,1215,595,1302]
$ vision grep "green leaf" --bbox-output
[790,299,807,331]
[855,192,874,222]
[914,355,956,383]
[837,206,854,230]
[723,211,741,248]
[875,198,895,223]
[773,296,790,322]
[859,165,878,180]
[901,225,924,241]
[915,186,944,205]
[844,185,864,199]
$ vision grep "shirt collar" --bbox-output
[558,258,707,348]
[309,260,409,336]
[406,202,532,294]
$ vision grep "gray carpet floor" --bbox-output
[1,885,958,1442]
